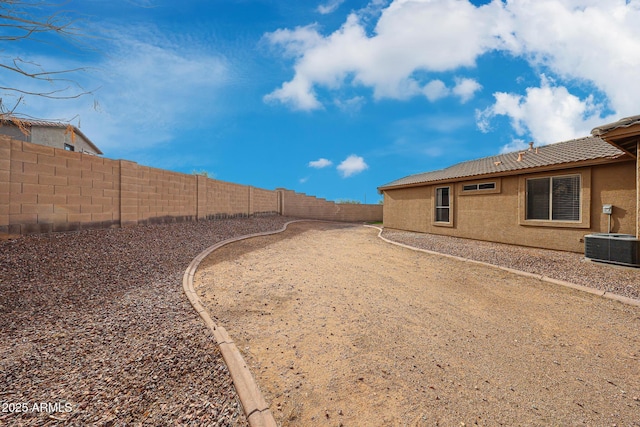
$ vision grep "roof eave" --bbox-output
[71,126,103,155]
[591,116,640,159]
[378,155,631,191]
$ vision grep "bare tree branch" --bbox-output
[0,0,95,120]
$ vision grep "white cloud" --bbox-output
[498,0,640,115]
[263,75,323,110]
[452,77,482,103]
[264,0,504,110]
[337,154,368,177]
[421,77,481,103]
[478,75,610,147]
[265,0,640,141]
[483,0,640,136]
[264,24,325,58]
[317,0,345,15]
[309,158,333,168]
[422,80,449,102]
[499,138,530,154]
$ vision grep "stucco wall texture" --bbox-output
[0,137,382,234]
[30,127,98,155]
[383,161,637,253]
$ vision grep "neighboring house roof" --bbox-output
[0,117,103,155]
[379,136,627,190]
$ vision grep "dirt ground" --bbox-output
[194,222,640,426]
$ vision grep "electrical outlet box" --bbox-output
[602,204,613,215]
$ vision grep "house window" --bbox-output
[462,182,496,191]
[526,175,580,221]
[64,143,75,151]
[435,187,450,222]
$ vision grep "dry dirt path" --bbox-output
[194,222,640,426]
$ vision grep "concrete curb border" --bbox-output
[183,220,309,427]
[366,225,640,308]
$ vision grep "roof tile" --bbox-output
[379,136,625,189]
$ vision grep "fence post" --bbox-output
[119,160,140,227]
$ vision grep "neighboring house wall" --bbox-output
[0,125,26,141]
[383,161,636,253]
[0,122,101,155]
[30,126,98,154]
[0,137,381,234]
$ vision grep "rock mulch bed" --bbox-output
[0,216,292,426]
[382,229,640,301]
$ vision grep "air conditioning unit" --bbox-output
[584,233,640,267]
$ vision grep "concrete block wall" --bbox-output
[2,138,381,235]
[2,136,120,234]
[252,186,280,216]
[277,189,382,222]
[128,163,198,224]
[202,179,252,219]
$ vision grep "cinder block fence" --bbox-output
[0,136,382,234]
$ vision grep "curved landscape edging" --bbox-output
[366,225,640,308]
[183,220,309,427]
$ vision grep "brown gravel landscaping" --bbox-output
[0,216,292,426]
[196,222,640,426]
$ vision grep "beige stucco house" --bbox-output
[0,118,102,155]
[379,116,640,254]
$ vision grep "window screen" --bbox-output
[526,178,550,220]
[552,176,580,221]
[526,175,580,221]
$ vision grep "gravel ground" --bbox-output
[382,228,640,301]
[0,216,292,427]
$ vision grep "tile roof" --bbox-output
[591,115,640,136]
[379,136,626,190]
[591,115,640,158]
[0,117,103,155]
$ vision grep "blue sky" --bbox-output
[3,0,639,203]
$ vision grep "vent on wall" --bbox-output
[584,233,640,267]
